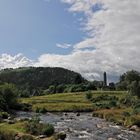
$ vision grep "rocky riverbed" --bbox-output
[16,112,140,140]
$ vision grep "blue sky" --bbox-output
[0,0,85,59]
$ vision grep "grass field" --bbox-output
[0,121,36,140]
[20,91,127,112]
[0,121,26,133]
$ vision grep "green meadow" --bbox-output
[20,91,127,112]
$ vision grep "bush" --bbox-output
[55,85,66,93]
[120,95,136,107]
[92,95,118,109]
[132,102,140,114]
[129,81,140,97]
[92,95,118,102]
[55,132,66,140]
[42,124,54,136]
[93,100,118,109]
[85,91,93,100]
[109,100,117,107]
[0,83,18,111]
[39,108,47,114]
[35,107,47,113]
[132,120,140,127]
[0,112,9,119]
[25,116,55,136]
[122,111,131,117]
[20,135,34,140]
[24,116,41,135]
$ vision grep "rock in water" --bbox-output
[108,138,117,140]
[57,132,67,140]
[37,135,47,139]
[76,113,80,117]
[130,125,140,132]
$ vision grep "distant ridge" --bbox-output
[0,67,86,89]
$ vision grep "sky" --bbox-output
[0,0,140,82]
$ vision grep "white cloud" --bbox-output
[56,43,72,49]
[58,0,140,81]
[0,53,33,69]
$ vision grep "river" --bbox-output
[16,112,140,140]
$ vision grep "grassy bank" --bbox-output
[0,119,58,140]
[20,91,127,112]
[0,120,66,140]
[92,108,140,127]
[20,92,94,112]
[20,91,127,111]
[0,121,35,140]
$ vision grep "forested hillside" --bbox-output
[0,67,86,90]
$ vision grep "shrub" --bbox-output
[129,81,140,97]
[20,135,34,140]
[35,107,40,113]
[35,107,47,113]
[109,100,117,107]
[39,108,47,114]
[25,116,55,136]
[55,132,66,140]
[92,95,118,109]
[122,111,131,117]
[0,83,18,110]
[0,112,9,119]
[92,95,118,102]
[24,116,41,135]
[85,91,93,100]
[42,124,54,136]
[55,85,66,93]
[133,102,140,114]
[132,120,140,127]
[120,95,137,107]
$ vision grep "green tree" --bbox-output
[117,70,140,91]
[0,83,18,110]
[129,81,140,97]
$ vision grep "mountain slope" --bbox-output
[0,67,86,89]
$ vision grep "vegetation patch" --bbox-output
[0,117,55,140]
[24,116,55,136]
[20,92,96,112]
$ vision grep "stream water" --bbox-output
[16,112,140,140]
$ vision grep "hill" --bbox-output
[0,67,86,90]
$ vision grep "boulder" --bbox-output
[64,113,68,116]
[130,125,140,132]
[57,132,67,140]
[96,123,108,129]
[37,135,47,139]
[8,120,15,124]
[8,116,12,120]
[108,138,117,140]
[76,113,80,116]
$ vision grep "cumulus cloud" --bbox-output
[57,0,140,81]
[35,0,140,82]
[1,0,140,82]
[0,53,33,69]
[34,49,121,82]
